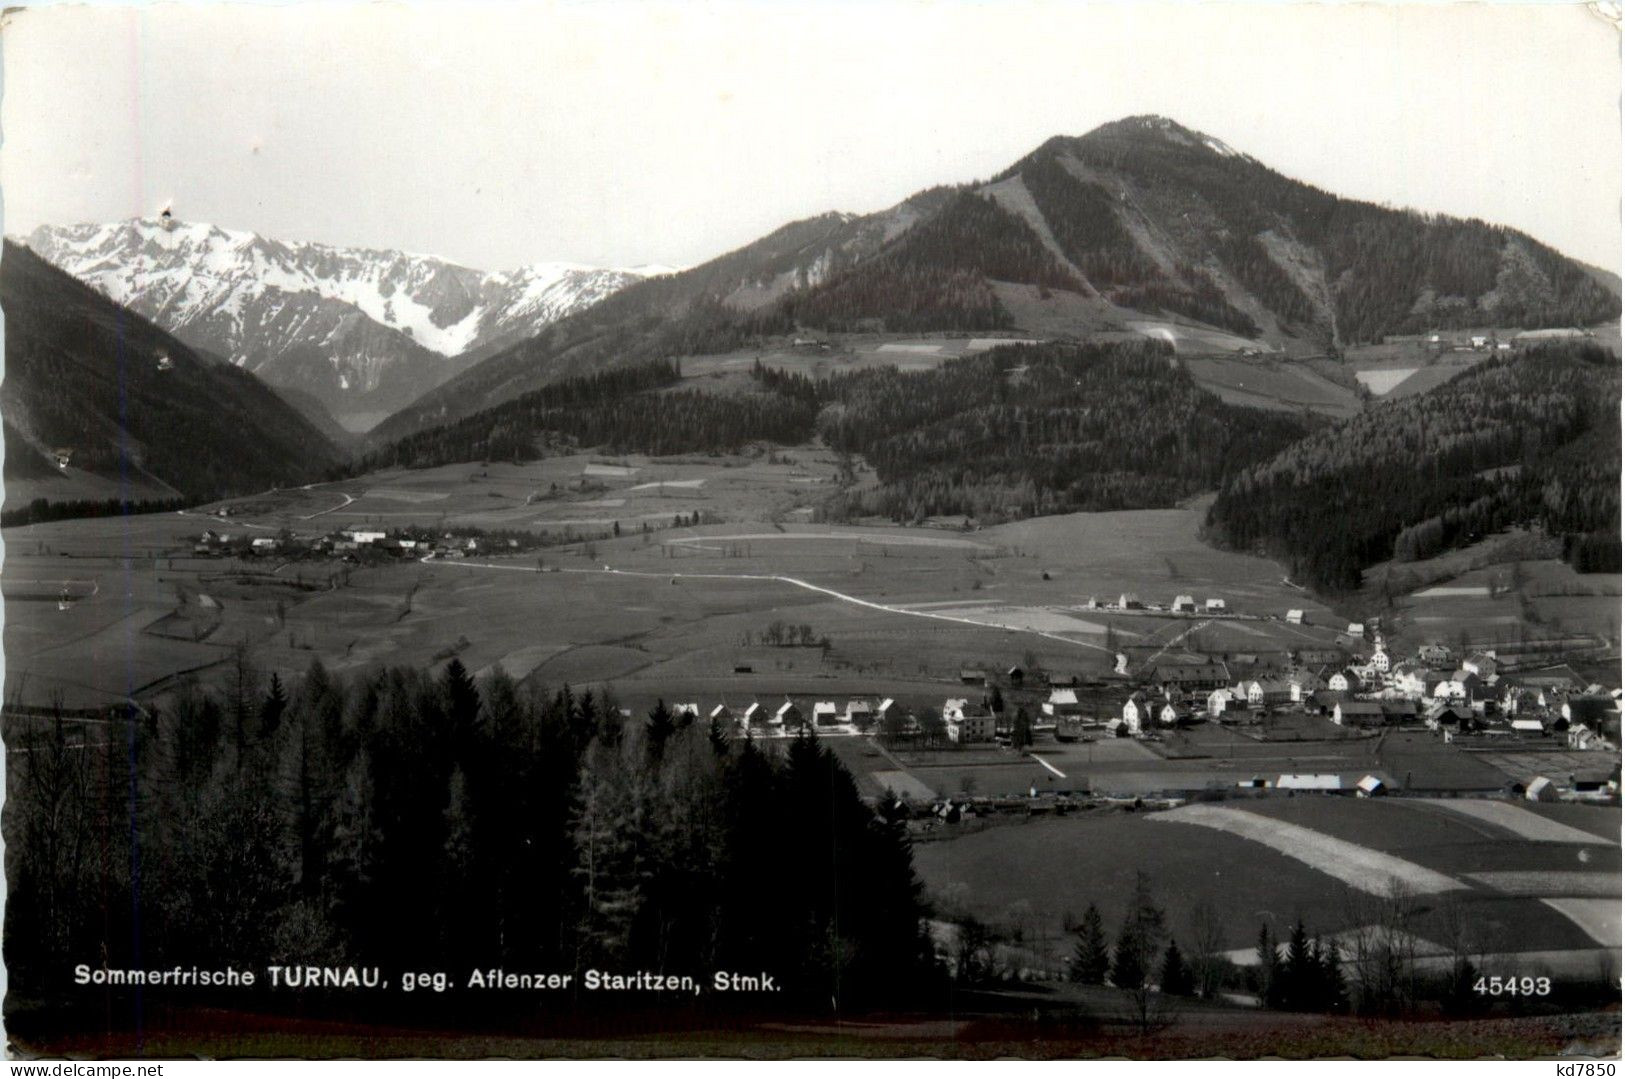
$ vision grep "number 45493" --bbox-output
[1473,975,1552,996]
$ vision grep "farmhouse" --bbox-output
[1204,598,1226,612]
[1043,688,1083,717]
[959,669,987,686]
[1418,642,1453,666]
[1368,646,1391,675]
[1118,593,1143,610]
[1240,679,1291,708]
[1356,775,1386,797]
[844,700,873,726]
[1327,668,1363,693]
[1171,595,1197,613]
[1152,662,1230,693]
[812,701,840,727]
[709,704,734,726]
[1309,689,1349,716]
[943,698,995,744]
[1285,609,1305,625]
[742,702,766,727]
[1345,622,1366,639]
[1207,688,1235,717]
[672,703,700,721]
[773,700,803,729]
[1333,701,1387,728]
[344,530,387,545]
[251,537,278,552]
[1122,692,1153,733]
[1461,651,1500,679]
[1286,671,1325,702]
[1157,702,1191,727]
[875,698,900,726]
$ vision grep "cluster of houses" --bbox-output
[669,698,902,737]
[191,527,512,562]
[1087,636,1621,751]
[1081,593,1227,615]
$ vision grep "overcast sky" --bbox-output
[2,1,1619,273]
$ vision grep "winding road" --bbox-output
[423,556,1114,656]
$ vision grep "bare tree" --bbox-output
[1189,899,1225,999]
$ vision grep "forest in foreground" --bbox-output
[5,660,939,1020]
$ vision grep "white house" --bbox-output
[844,700,873,726]
[671,702,700,722]
[944,698,994,743]
[1431,678,1469,704]
[1172,594,1197,613]
[251,537,278,551]
[1327,668,1362,693]
[1241,680,1291,708]
[1205,598,1227,613]
[1285,609,1305,625]
[344,529,387,545]
[1043,688,1083,717]
[1207,688,1235,717]
[1356,775,1386,797]
[1122,692,1152,733]
[1368,646,1391,675]
[1157,702,1187,727]
[812,701,840,726]
[1118,593,1143,610]
[1346,621,1366,639]
[1287,671,1325,703]
[1462,651,1499,679]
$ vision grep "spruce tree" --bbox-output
[1069,902,1111,984]
[1160,939,1195,996]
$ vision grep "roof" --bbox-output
[1049,689,1080,705]
[845,699,872,712]
[1339,701,1386,716]
[1357,775,1385,792]
[1153,662,1230,682]
[775,700,801,717]
[1277,774,1343,790]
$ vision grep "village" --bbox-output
[648,597,1621,809]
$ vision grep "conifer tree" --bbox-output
[1069,902,1111,985]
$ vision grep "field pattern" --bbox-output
[1151,804,1467,895]
[1423,801,1619,846]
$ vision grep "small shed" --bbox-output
[1356,775,1386,798]
[1285,609,1305,625]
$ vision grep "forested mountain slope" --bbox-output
[0,241,344,508]
[371,117,1616,444]
[364,339,1313,524]
[1204,341,1621,591]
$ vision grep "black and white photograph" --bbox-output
[0,0,1620,1062]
